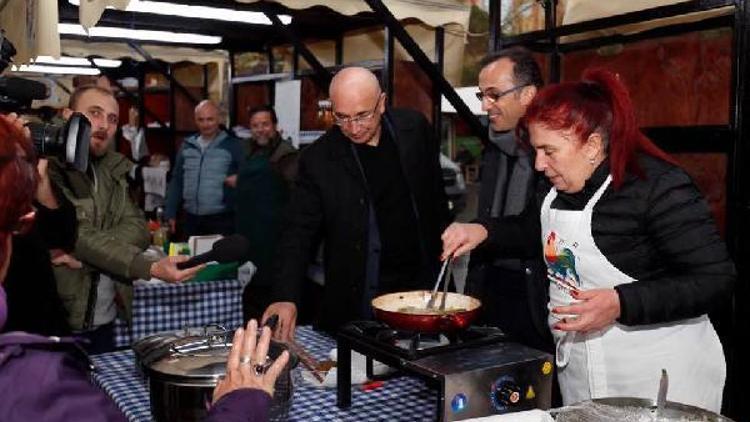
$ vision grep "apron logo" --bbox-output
[544,231,581,291]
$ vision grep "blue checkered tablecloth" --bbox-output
[113,279,244,347]
[92,326,437,421]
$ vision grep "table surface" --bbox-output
[92,326,438,422]
[113,278,244,348]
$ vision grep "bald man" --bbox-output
[261,67,450,339]
[165,100,243,236]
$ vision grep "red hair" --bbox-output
[0,118,38,264]
[518,68,676,189]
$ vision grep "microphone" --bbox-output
[175,234,249,270]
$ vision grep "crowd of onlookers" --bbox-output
[0,79,298,420]
[0,48,737,421]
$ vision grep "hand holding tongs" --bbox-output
[426,255,452,310]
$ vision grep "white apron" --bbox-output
[541,175,725,412]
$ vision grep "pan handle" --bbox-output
[437,313,469,331]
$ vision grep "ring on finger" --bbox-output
[254,364,266,376]
[239,355,252,365]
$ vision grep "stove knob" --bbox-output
[493,381,521,408]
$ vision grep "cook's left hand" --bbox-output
[552,288,621,333]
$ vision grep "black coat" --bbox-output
[468,139,552,352]
[272,109,450,331]
[3,198,75,336]
[478,154,735,336]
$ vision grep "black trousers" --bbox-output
[184,212,235,237]
[77,321,116,355]
[468,264,551,353]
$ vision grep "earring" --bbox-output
[588,157,596,165]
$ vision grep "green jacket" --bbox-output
[48,151,154,331]
[243,134,298,186]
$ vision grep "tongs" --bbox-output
[426,255,452,310]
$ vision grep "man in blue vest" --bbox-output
[166,100,243,237]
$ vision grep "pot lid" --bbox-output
[133,325,296,383]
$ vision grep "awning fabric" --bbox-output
[0,0,60,63]
[560,0,733,43]
[235,0,471,29]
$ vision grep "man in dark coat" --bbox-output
[238,106,299,321]
[262,67,450,339]
[468,47,552,352]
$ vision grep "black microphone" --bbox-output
[175,234,249,270]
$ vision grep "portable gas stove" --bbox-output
[337,321,554,421]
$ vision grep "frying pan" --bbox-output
[371,290,481,333]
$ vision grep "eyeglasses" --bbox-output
[333,94,383,127]
[475,85,529,104]
[12,208,36,236]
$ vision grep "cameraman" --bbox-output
[48,86,203,354]
[0,113,73,336]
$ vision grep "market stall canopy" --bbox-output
[60,39,228,66]
[503,0,733,45]
[235,0,471,29]
[560,0,732,43]
[58,0,471,85]
[0,0,60,64]
[78,0,471,32]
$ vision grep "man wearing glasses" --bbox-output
[467,47,551,352]
[262,67,449,340]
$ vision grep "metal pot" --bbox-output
[553,397,735,421]
[371,290,481,333]
[132,325,298,422]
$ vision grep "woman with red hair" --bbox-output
[442,69,734,411]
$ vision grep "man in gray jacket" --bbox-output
[166,100,243,237]
[468,47,550,351]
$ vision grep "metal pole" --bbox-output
[128,42,202,105]
[229,50,237,128]
[726,0,750,418]
[383,26,395,106]
[363,0,487,142]
[545,0,561,83]
[335,35,344,66]
[263,12,332,89]
[489,0,502,51]
[433,26,445,142]
[87,57,168,129]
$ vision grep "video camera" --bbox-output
[1,30,90,172]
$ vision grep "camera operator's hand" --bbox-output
[0,114,57,208]
[150,255,204,283]
[36,159,59,209]
[0,113,31,139]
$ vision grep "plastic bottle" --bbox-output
[152,207,168,251]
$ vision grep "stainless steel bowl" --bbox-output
[553,397,734,422]
[133,326,298,422]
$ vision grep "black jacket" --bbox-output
[3,197,75,336]
[272,109,450,331]
[478,154,735,333]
